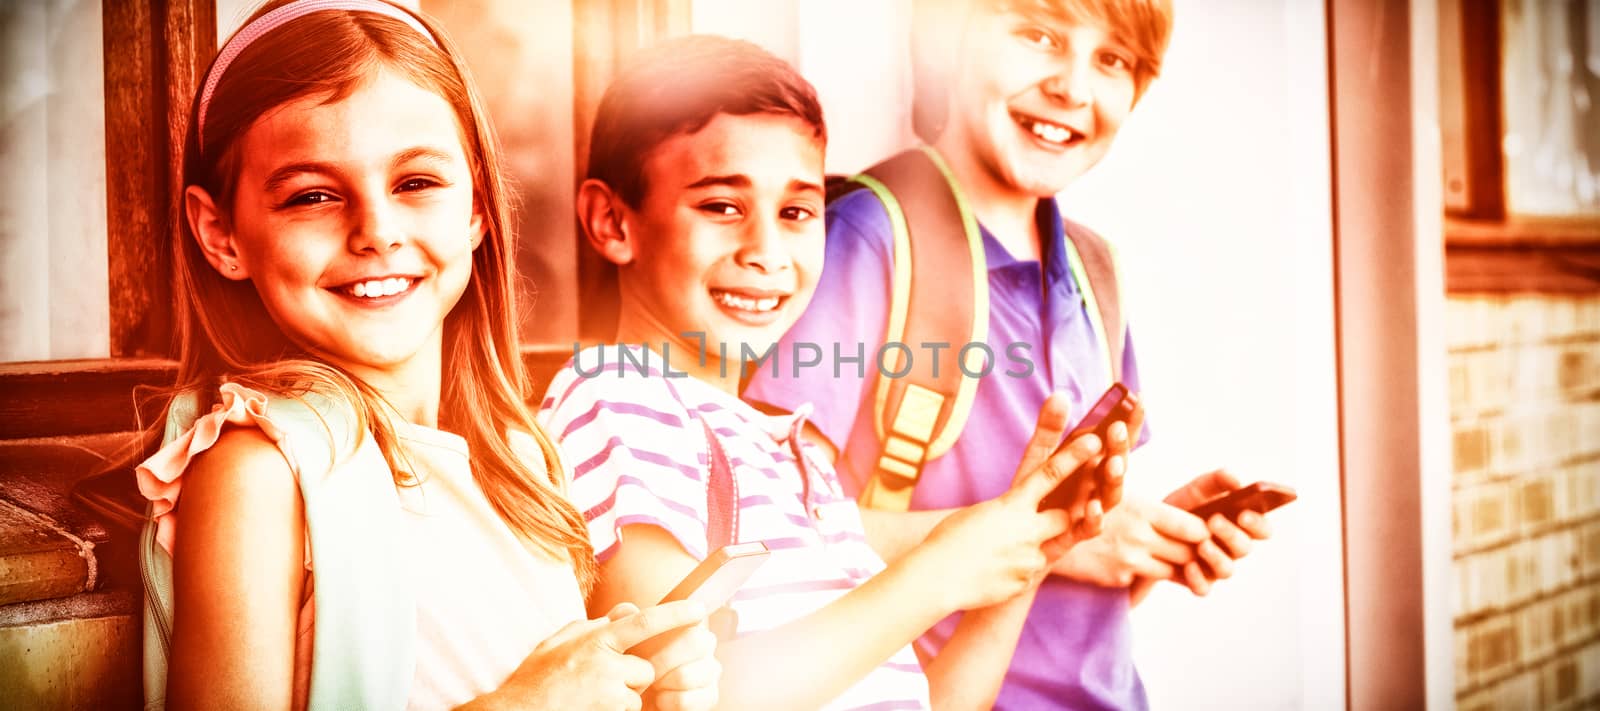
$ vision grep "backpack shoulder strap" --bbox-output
[700,420,739,551]
[1061,218,1125,383]
[846,146,987,511]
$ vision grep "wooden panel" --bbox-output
[0,349,572,443]
[1445,245,1600,293]
[1453,0,1505,220]
[0,500,93,606]
[0,614,140,711]
[523,343,577,395]
[1444,219,1600,293]
[570,0,691,342]
[1444,217,1600,248]
[102,1,164,358]
[0,359,177,440]
[101,0,215,358]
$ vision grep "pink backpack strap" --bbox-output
[700,420,739,551]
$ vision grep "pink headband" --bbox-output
[195,0,439,146]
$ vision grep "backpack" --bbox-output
[829,146,1125,511]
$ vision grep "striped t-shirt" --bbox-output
[539,345,931,711]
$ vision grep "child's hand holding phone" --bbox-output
[906,393,1111,611]
[1038,383,1145,525]
[1160,471,1288,595]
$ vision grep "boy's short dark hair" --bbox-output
[586,35,827,208]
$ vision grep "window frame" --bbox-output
[0,0,688,439]
[1439,0,1600,294]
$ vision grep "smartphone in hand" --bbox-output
[1187,481,1297,522]
[660,541,771,608]
[1039,382,1138,511]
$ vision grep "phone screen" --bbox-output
[1040,383,1136,511]
[1188,482,1297,521]
[1070,383,1131,438]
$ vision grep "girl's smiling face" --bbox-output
[189,67,483,390]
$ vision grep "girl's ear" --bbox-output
[575,179,634,266]
[469,198,487,250]
[185,185,249,281]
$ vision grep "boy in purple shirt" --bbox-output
[745,1,1275,708]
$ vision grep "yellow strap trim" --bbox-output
[877,456,920,481]
[917,146,989,459]
[1106,239,1126,380]
[850,174,914,449]
[884,435,926,465]
[891,384,944,443]
[860,466,915,510]
[1062,235,1116,385]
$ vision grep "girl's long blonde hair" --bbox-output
[161,0,597,592]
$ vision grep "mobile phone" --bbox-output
[1038,383,1138,511]
[659,541,771,609]
[1187,481,1298,522]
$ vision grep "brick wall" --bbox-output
[1450,295,1600,710]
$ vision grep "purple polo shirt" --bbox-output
[744,187,1149,711]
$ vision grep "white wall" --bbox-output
[0,0,108,363]
[705,0,1348,707]
[1060,0,1344,707]
[693,0,917,174]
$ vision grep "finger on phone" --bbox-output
[1099,454,1126,512]
[1236,509,1273,540]
[1196,469,1242,498]
[619,652,657,692]
[652,655,722,692]
[1034,507,1072,541]
[1016,433,1102,504]
[1015,393,1075,478]
[642,623,717,678]
[1145,531,1199,565]
[1182,561,1211,596]
[1107,420,1129,455]
[1208,515,1255,559]
[708,606,739,641]
[1133,556,1178,581]
[609,600,708,652]
[1127,401,1147,442]
[1148,503,1209,545]
[605,602,642,621]
[1197,539,1234,579]
[649,686,719,711]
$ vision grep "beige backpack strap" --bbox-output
[1062,219,1124,383]
[848,147,988,511]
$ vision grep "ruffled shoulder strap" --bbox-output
[138,384,416,711]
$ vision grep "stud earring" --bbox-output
[229,263,238,272]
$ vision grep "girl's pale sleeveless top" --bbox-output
[137,383,587,710]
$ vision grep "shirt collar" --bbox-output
[976,197,1079,296]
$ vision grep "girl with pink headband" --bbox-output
[134,1,720,708]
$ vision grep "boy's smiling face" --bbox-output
[613,112,825,364]
[940,3,1140,198]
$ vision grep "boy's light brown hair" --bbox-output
[914,0,1175,141]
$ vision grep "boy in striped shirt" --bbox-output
[539,36,1123,710]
